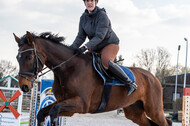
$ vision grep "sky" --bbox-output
[1,0,190,69]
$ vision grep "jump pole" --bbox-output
[182,88,190,126]
[182,37,189,126]
[29,83,38,126]
[28,79,67,126]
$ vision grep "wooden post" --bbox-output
[182,88,190,126]
[29,83,38,126]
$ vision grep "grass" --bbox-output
[20,121,29,125]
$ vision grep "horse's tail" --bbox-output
[166,118,172,126]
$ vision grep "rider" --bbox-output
[70,0,137,95]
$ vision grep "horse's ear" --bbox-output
[13,33,20,43]
[26,31,34,45]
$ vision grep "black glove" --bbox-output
[74,46,87,55]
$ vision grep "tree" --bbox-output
[135,47,173,83]
[0,60,18,86]
[155,47,171,83]
[135,49,156,72]
[114,55,124,65]
[178,65,190,75]
[0,60,17,78]
[167,65,190,76]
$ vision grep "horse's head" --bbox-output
[14,31,44,92]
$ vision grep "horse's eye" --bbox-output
[25,55,33,60]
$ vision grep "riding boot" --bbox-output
[108,60,137,95]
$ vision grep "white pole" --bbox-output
[174,45,180,101]
[184,38,188,88]
[29,83,38,126]
[7,76,11,88]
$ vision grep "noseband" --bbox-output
[18,42,44,82]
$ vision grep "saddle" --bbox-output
[91,53,135,113]
[92,53,135,86]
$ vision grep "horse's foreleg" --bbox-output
[49,96,85,125]
[37,101,57,126]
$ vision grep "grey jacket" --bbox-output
[71,6,119,51]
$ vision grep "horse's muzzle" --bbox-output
[22,85,29,92]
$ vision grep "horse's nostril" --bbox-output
[22,85,29,92]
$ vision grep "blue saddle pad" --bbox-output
[92,54,135,86]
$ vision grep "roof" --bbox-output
[164,73,190,79]
[0,75,18,82]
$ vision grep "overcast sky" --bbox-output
[1,0,190,69]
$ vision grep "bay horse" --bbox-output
[13,31,172,126]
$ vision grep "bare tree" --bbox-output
[168,65,190,76]
[178,65,190,75]
[114,55,124,65]
[135,47,190,83]
[0,60,17,78]
[136,49,156,72]
[135,47,173,83]
[0,60,18,86]
[155,47,171,83]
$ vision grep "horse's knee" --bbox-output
[37,109,46,122]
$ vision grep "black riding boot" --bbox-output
[108,60,137,95]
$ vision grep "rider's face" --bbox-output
[84,0,97,13]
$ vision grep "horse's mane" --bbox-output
[18,32,66,47]
[39,32,65,44]
[18,32,92,61]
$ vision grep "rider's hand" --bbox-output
[74,45,88,55]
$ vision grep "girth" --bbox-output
[92,53,112,113]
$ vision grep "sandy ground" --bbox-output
[65,111,181,126]
[21,110,182,126]
[65,111,137,126]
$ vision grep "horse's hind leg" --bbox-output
[123,101,155,126]
[144,101,172,126]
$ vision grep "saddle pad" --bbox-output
[92,54,135,86]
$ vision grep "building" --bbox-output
[162,73,190,109]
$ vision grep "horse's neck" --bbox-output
[39,39,73,69]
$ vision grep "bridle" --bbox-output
[18,41,77,83]
[18,42,44,83]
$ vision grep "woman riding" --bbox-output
[70,0,137,95]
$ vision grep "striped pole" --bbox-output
[29,83,39,126]
[182,88,190,126]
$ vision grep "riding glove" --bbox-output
[74,46,88,55]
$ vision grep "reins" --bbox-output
[38,53,77,77]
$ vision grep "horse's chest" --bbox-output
[52,83,76,102]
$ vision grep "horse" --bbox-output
[13,31,172,126]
